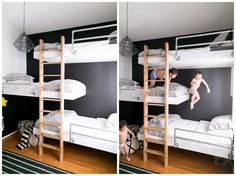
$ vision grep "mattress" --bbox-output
[138,49,233,69]
[33,114,117,153]
[119,87,189,105]
[34,40,117,63]
[138,119,233,147]
[2,83,86,100]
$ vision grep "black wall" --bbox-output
[120,30,233,125]
[3,21,117,137]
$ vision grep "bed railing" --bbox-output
[71,24,117,54]
[175,30,234,60]
[174,128,234,159]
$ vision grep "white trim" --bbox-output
[2,131,17,140]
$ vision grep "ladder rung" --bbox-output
[146,103,165,107]
[145,126,165,132]
[43,49,61,52]
[146,67,164,70]
[147,137,165,145]
[43,74,61,77]
[146,149,165,156]
[43,62,62,65]
[42,98,61,102]
[41,132,60,140]
[41,143,60,151]
[40,121,61,127]
[145,115,163,119]
[146,80,165,82]
[41,110,61,114]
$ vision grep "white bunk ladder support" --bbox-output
[39,36,65,162]
[143,42,169,167]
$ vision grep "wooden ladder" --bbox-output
[39,36,65,162]
[143,42,169,167]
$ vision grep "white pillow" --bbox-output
[47,79,86,92]
[106,113,118,129]
[208,115,232,130]
[4,73,34,81]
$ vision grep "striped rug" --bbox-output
[119,162,159,174]
[2,149,72,174]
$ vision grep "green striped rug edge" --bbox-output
[2,149,74,174]
[119,162,159,174]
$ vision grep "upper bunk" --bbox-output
[2,74,86,100]
[33,24,117,63]
[138,30,234,69]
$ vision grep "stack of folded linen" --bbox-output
[2,73,35,95]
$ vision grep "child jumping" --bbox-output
[149,68,178,88]
[119,120,135,161]
[190,71,210,110]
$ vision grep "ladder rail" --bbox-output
[143,43,169,167]
[39,39,44,157]
[143,45,149,162]
[164,42,169,167]
[60,36,65,162]
[38,36,65,162]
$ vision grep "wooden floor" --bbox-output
[3,133,117,174]
[120,145,233,174]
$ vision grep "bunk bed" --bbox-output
[2,79,86,100]
[138,114,233,159]
[33,24,117,63]
[138,30,234,69]
[136,30,234,166]
[119,80,189,105]
[33,110,117,154]
[35,24,117,161]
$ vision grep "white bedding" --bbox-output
[33,40,117,63]
[34,111,117,153]
[119,82,190,104]
[138,48,233,69]
[2,80,86,100]
[138,117,234,157]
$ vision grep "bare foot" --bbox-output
[190,102,194,110]
[126,156,131,161]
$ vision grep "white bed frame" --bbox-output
[138,30,233,69]
[2,83,86,100]
[33,121,117,154]
[138,128,233,159]
[119,87,189,105]
[34,24,117,63]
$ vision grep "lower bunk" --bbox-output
[33,110,117,154]
[138,114,233,159]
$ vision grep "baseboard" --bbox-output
[2,130,18,140]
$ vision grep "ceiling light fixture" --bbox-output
[119,2,138,57]
[13,2,35,53]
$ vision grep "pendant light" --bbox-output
[13,2,35,53]
[119,2,138,57]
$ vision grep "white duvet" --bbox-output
[148,82,189,97]
[139,115,233,146]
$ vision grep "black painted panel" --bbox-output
[120,29,233,123]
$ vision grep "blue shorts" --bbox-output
[150,70,157,80]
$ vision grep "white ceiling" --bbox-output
[3,2,117,34]
[119,2,234,41]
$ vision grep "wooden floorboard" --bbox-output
[120,145,233,174]
[3,134,117,174]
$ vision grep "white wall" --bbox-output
[119,32,132,80]
[119,3,132,80]
[2,3,26,77]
